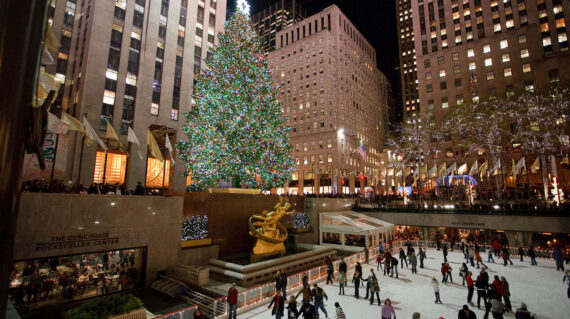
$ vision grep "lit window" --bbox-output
[542,37,552,47]
[467,49,475,57]
[518,34,527,44]
[541,22,550,33]
[93,151,127,184]
[453,65,460,74]
[494,23,501,32]
[171,109,178,120]
[500,40,508,49]
[103,90,115,105]
[559,32,568,43]
[504,67,512,77]
[483,44,491,53]
[486,71,494,80]
[452,52,459,61]
[327,154,333,163]
[456,95,463,105]
[327,138,332,148]
[428,100,434,110]
[441,97,449,109]
[501,53,510,63]
[126,74,137,86]
[106,69,118,80]
[469,62,476,70]
[519,49,529,59]
[484,58,492,66]
[425,72,432,80]
[151,103,159,115]
[525,83,534,92]
[439,69,446,77]
[522,63,531,73]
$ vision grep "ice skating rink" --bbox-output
[242,248,570,319]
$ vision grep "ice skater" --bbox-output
[311,283,328,319]
[475,274,488,309]
[475,249,488,269]
[338,271,346,295]
[381,299,397,319]
[368,269,381,305]
[390,256,399,278]
[410,251,418,274]
[376,252,384,271]
[334,302,346,319]
[486,247,495,263]
[527,246,537,265]
[430,276,442,304]
[517,246,525,262]
[419,247,426,269]
[442,243,448,262]
[466,271,475,306]
[352,270,361,299]
[563,270,570,298]
[268,291,285,319]
[459,262,469,286]
[399,248,408,268]
[501,248,514,266]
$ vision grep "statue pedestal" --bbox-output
[250,250,286,264]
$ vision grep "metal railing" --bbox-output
[154,304,197,319]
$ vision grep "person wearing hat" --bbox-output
[227,283,238,319]
[458,304,477,319]
[514,302,535,319]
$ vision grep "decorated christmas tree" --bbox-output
[177,2,295,191]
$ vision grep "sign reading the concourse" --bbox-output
[35,233,119,251]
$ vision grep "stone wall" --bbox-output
[15,193,183,286]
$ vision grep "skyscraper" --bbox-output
[251,0,305,53]
[396,0,420,122]
[268,5,388,195]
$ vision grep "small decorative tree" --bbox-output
[293,211,310,229]
[182,215,209,240]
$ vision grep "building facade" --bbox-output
[412,0,569,123]
[268,5,389,195]
[396,0,420,121]
[36,0,227,192]
[251,0,305,53]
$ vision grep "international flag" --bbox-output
[529,157,540,173]
[356,143,366,161]
[147,129,164,161]
[470,71,478,92]
[428,164,437,177]
[469,160,479,176]
[479,160,488,174]
[515,157,526,175]
[128,127,144,160]
[165,133,175,165]
[83,115,107,152]
[105,120,119,141]
[61,112,84,133]
[47,112,69,135]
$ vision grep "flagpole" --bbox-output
[102,138,109,185]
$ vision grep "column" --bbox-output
[349,174,355,194]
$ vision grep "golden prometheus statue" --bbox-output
[248,198,296,255]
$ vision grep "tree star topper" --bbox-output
[237,0,250,16]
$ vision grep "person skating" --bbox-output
[441,263,448,283]
[355,262,363,280]
[377,252,384,271]
[469,248,476,267]
[326,259,334,285]
[563,269,570,298]
[492,240,501,257]
[443,244,449,263]
[527,246,537,266]
[514,302,535,319]
[281,270,288,298]
[311,283,328,319]
[334,302,346,319]
[466,271,475,306]
[362,271,370,299]
[339,258,347,278]
[491,276,504,302]
[399,248,408,268]
[287,295,299,319]
[381,298,396,319]
[419,247,426,269]
[459,263,469,286]
[298,302,317,319]
[268,291,285,319]
[368,269,381,305]
[475,274,488,309]
[446,263,454,283]
[391,256,399,278]
[486,247,495,263]
[475,250,488,269]
[458,304,477,319]
[490,296,505,319]
[295,284,312,306]
[273,271,283,297]
[384,251,392,276]
[500,276,511,312]
[352,270,361,298]
[227,283,238,319]
[517,246,524,262]
[338,271,346,295]
[500,248,513,267]
[410,251,418,274]
[430,276,442,303]
[553,247,565,271]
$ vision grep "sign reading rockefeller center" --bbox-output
[35,233,120,251]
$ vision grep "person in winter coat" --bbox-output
[355,262,363,279]
[352,270,361,298]
[391,256,399,278]
[377,253,384,271]
[384,251,392,276]
[429,276,442,303]
[311,283,328,319]
[491,276,504,301]
[514,302,535,319]
[338,271,346,295]
[302,272,309,288]
[446,263,454,283]
[458,304,477,319]
[334,302,346,319]
[475,274,488,309]
[469,248,476,267]
[281,271,288,298]
[326,260,334,285]
[419,247,426,269]
[500,276,511,312]
[563,269,570,298]
[517,246,524,262]
[490,296,505,319]
[501,250,512,267]
[268,291,285,319]
[339,258,348,277]
[460,263,469,286]
[527,247,537,265]
[475,250,488,269]
[441,263,448,283]
[227,283,238,319]
[399,248,408,268]
[381,298,397,319]
[287,295,299,319]
[553,248,565,271]
[295,284,312,306]
[466,271,475,305]
[298,302,317,319]
[492,240,501,256]
[443,244,449,262]
[368,269,381,305]
[410,251,418,274]
[486,247,495,263]
[480,267,490,286]
[273,271,283,294]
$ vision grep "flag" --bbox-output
[147,129,164,161]
[44,24,61,52]
[529,157,540,173]
[388,168,394,176]
[428,164,437,177]
[479,160,488,174]
[61,112,84,133]
[165,133,175,165]
[105,120,119,141]
[83,116,107,152]
[413,167,419,178]
[511,158,517,179]
[47,112,69,135]
[470,71,478,92]
[447,162,457,181]
[396,170,402,177]
[438,162,447,176]
[515,157,526,175]
[551,155,558,178]
[458,163,468,175]
[420,164,428,175]
[492,159,501,176]
[404,167,410,177]
[561,154,569,166]
[356,143,366,161]
[469,160,479,176]
[128,127,143,160]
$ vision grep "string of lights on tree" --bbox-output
[182,215,209,240]
[177,4,295,191]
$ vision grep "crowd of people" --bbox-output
[8,250,141,311]
[21,179,158,196]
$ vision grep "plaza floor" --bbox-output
[239,248,569,319]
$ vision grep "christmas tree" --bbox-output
[177,4,295,191]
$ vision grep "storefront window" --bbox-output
[344,234,365,247]
[322,232,341,244]
[93,150,127,184]
[146,157,170,188]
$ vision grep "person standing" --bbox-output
[268,291,285,319]
[227,283,238,319]
[326,260,334,285]
[273,271,283,297]
[311,283,328,319]
[384,251,392,276]
[553,247,565,271]
[527,246,537,266]
[475,250,488,269]
[368,269,381,305]
[446,263,454,283]
[563,270,570,298]
[377,251,384,271]
[334,302,346,319]
[391,256,399,278]
[287,295,299,319]
[460,263,469,286]
[399,248,408,268]
[364,247,370,264]
[441,263,448,283]
[381,298,396,319]
[419,247,426,269]
[469,248,476,267]
[339,258,347,279]
[338,271,345,295]
[355,262,363,280]
[466,271,475,306]
[458,305,477,319]
[280,271,288,298]
[443,244,448,263]
[295,284,312,306]
[501,276,511,312]
[517,246,524,262]
[352,270,361,299]
[410,251,418,274]
[430,276,442,304]
[475,274,488,309]
[490,296,505,319]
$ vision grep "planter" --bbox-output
[209,188,261,195]
[291,227,312,233]
[108,308,146,319]
[181,238,212,248]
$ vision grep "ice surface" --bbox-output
[241,248,569,319]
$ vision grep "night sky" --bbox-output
[226,0,402,117]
